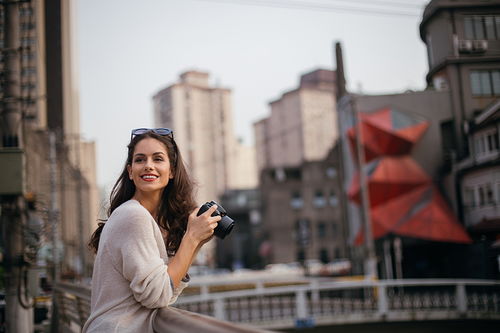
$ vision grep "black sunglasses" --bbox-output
[130,128,174,140]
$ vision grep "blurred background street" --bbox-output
[0,0,500,332]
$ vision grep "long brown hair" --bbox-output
[89,131,197,256]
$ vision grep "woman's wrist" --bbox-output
[182,232,200,249]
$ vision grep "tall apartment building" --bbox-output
[420,0,500,274]
[0,0,47,129]
[254,69,338,173]
[253,69,344,268]
[153,71,257,204]
[0,0,99,278]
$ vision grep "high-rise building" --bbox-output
[153,70,257,204]
[254,69,338,173]
[420,0,500,232]
[420,0,500,277]
[420,0,500,162]
[0,0,99,278]
[0,0,47,130]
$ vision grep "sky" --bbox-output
[76,0,430,190]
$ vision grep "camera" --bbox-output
[197,201,234,239]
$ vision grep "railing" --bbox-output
[53,281,91,332]
[54,279,500,331]
[174,279,500,329]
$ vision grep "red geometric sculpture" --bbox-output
[349,107,471,244]
[347,107,430,163]
[348,156,431,208]
[354,185,472,244]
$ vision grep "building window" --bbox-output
[329,190,338,207]
[325,166,337,178]
[471,183,496,207]
[471,70,500,97]
[295,219,310,247]
[464,15,500,40]
[20,37,35,47]
[464,187,475,207]
[426,34,434,66]
[474,129,499,157]
[19,6,34,17]
[317,222,326,239]
[21,67,36,77]
[290,191,303,209]
[319,248,329,264]
[313,190,326,208]
[331,223,338,236]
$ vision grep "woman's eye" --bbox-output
[134,158,144,163]
[155,158,163,161]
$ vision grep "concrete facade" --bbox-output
[420,0,500,236]
[0,0,99,279]
[260,145,348,265]
[420,0,500,160]
[338,91,454,243]
[254,69,338,173]
[153,71,257,205]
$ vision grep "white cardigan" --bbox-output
[83,199,189,332]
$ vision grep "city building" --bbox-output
[334,0,500,279]
[0,0,99,279]
[216,188,263,270]
[254,69,338,174]
[421,0,500,277]
[153,71,257,204]
[259,144,348,267]
[337,90,472,277]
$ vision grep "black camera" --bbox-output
[197,201,234,239]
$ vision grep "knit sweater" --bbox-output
[83,199,189,333]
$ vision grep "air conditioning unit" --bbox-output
[472,40,488,53]
[458,40,473,53]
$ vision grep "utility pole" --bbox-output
[334,41,377,280]
[1,0,34,331]
[352,98,378,281]
[49,131,60,333]
[75,134,87,278]
[333,42,351,263]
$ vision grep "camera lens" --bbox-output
[214,215,234,239]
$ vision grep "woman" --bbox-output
[83,128,266,332]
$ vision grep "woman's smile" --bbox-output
[141,174,159,182]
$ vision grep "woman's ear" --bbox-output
[127,165,133,180]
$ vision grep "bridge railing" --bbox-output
[54,279,500,331]
[174,279,500,329]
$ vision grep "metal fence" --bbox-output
[54,279,500,331]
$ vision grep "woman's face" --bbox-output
[127,137,173,195]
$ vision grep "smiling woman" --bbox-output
[83,129,267,332]
[127,138,174,200]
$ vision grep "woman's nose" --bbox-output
[144,158,154,170]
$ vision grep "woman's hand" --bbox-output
[185,205,221,246]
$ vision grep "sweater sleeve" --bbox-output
[111,208,174,309]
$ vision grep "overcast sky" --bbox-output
[76,0,430,190]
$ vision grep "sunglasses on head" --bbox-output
[130,128,174,141]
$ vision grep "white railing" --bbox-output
[54,279,500,331]
[174,279,500,329]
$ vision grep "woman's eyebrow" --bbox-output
[133,152,165,157]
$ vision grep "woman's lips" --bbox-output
[141,174,158,182]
